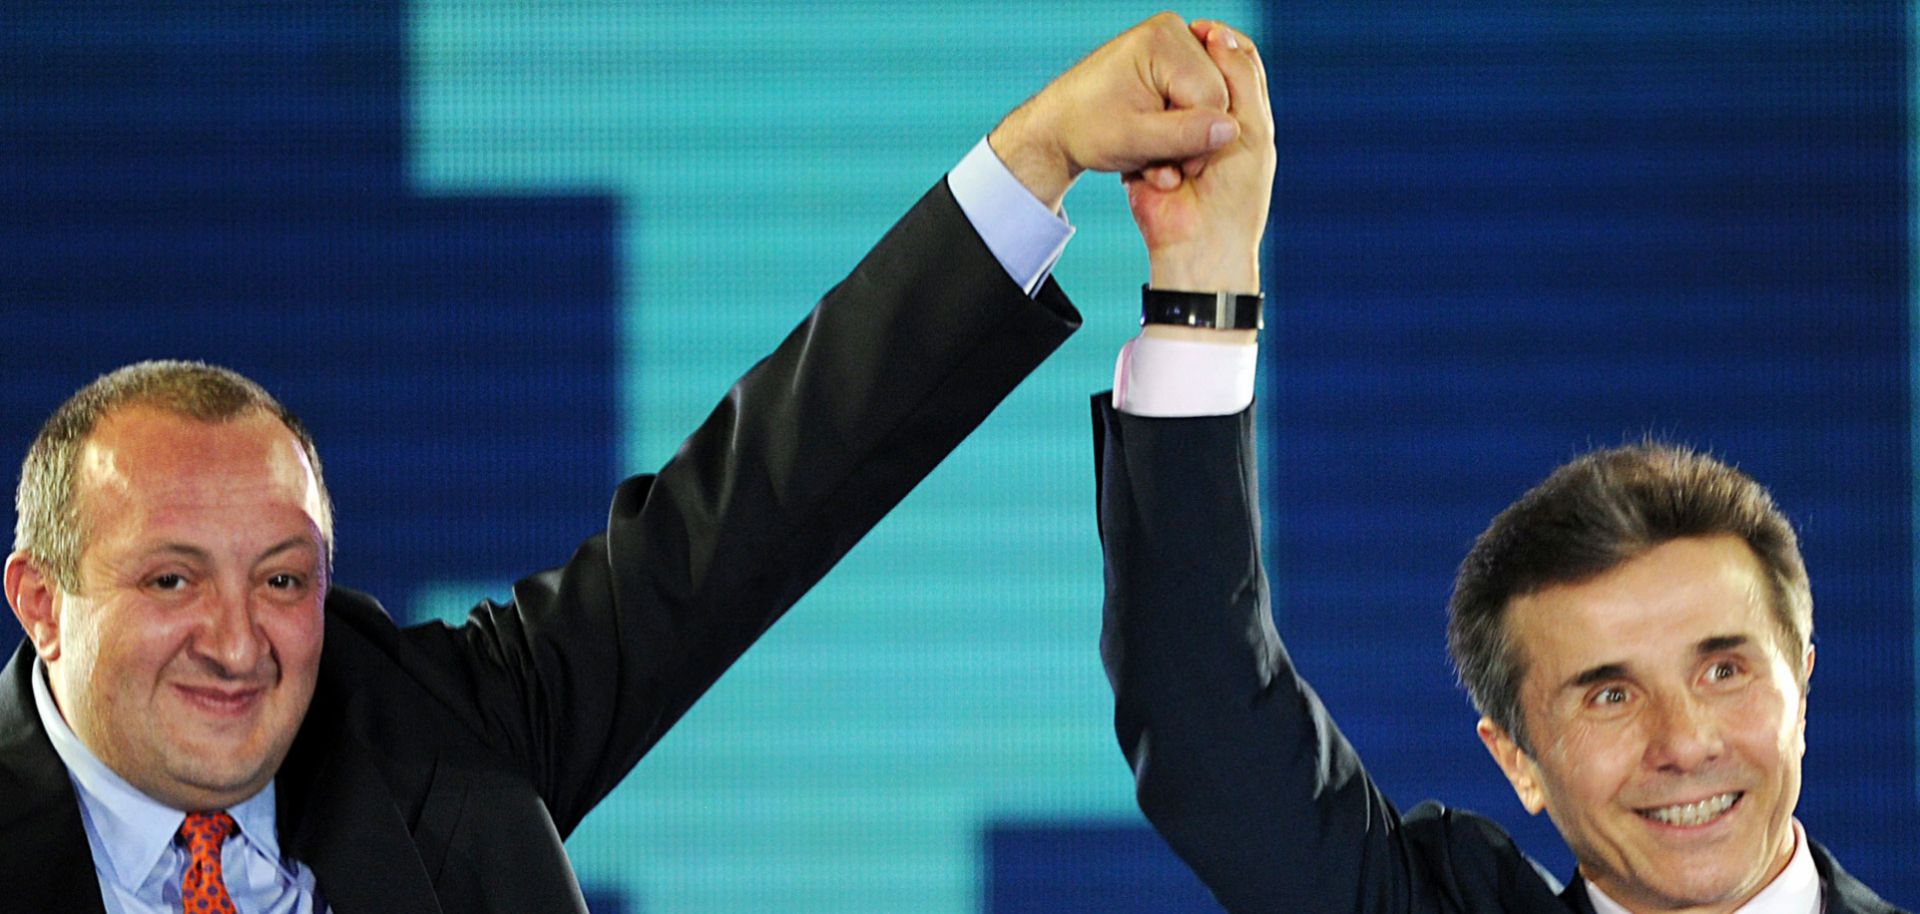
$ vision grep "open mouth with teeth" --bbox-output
[1636,792,1742,827]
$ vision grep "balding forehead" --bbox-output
[76,433,131,493]
[76,406,328,523]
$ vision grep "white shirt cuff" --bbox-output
[1113,334,1258,417]
[948,137,1074,297]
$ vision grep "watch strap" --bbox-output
[1140,285,1263,330]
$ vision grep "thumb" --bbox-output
[1123,109,1237,169]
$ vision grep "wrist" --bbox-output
[1148,246,1260,294]
[988,105,1078,212]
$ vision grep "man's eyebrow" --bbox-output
[255,536,318,563]
[1561,635,1755,692]
[134,538,316,566]
[141,543,213,563]
[1566,663,1629,690]
[1695,634,1749,655]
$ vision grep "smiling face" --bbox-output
[5,405,328,811]
[1476,535,1810,913]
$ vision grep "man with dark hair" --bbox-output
[0,14,1262,911]
[1448,442,1814,761]
[1099,424,1908,911]
[1095,179,1907,914]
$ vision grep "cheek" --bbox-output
[264,601,326,672]
[55,609,104,671]
[1537,716,1641,800]
[1537,704,1608,765]
[74,604,181,677]
[55,606,191,731]
[1726,683,1802,760]
[1793,696,1808,755]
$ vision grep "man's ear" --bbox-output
[1476,716,1546,815]
[1795,643,1815,752]
[5,551,62,662]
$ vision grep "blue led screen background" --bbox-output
[1,2,1913,910]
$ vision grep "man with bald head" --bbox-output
[0,13,1265,912]
[11,367,330,818]
[5,364,348,909]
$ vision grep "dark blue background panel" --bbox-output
[583,888,634,914]
[1261,1,1913,903]
[987,822,1221,914]
[5,2,409,199]
[0,1,621,644]
[1,0,627,904]
[0,0,1912,910]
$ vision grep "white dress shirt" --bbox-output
[1112,332,1258,417]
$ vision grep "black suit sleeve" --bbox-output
[1094,398,1561,914]
[391,178,1079,836]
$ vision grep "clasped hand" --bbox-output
[989,12,1276,295]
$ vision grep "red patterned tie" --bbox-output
[178,811,238,914]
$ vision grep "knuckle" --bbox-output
[1143,11,1185,44]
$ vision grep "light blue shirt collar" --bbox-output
[31,657,294,894]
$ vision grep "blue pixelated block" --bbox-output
[1258,1,1912,895]
[0,0,620,658]
[986,822,1221,914]
[583,886,635,914]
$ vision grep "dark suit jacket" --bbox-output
[1091,400,1907,914]
[0,179,1080,914]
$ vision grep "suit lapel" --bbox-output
[1556,871,1599,914]
[1810,839,1904,914]
[0,645,109,914]
[1555,841,1903,914]
[277,687,443,914]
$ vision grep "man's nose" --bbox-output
[1644,690,1724,771]
[194,582,268,675]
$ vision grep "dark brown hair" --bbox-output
[1446,442,1811,751]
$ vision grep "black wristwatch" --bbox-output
[1140,285,1263,330]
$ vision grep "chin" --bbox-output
[163,748,278,804]
[1635,862,1766,911]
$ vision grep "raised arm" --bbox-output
[386,12,1263,838]
[1095,22,1403,912]
[1093,24,1570,914]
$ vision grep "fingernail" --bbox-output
[1222,30,1240,49]
[1209,121,1235,147]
